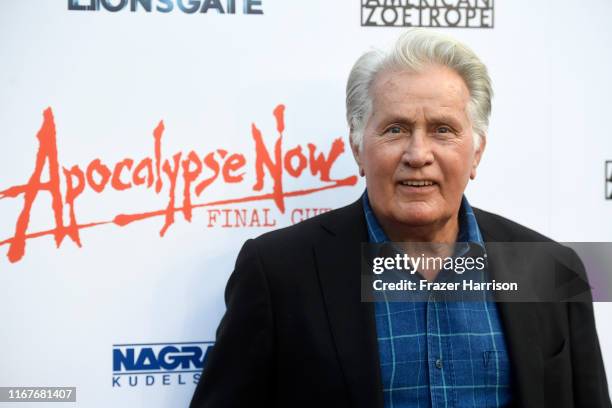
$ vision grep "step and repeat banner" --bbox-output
[1,1,611,406]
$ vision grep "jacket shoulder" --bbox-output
[473,207,589,283]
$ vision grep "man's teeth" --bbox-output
[401,180,434,186]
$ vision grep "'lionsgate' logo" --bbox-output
[606,161,612,200]
[68,0,263,14]
[361,0,494,28]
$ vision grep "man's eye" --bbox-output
[386,126,402,134]
[436,126,452,134]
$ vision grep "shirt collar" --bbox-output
[362,189,484,248]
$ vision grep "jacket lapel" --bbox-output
[313,199,384,408]
[476,210,544,408]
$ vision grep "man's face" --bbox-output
[353,64,485,235]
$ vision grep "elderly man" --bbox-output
[190,30,610,408]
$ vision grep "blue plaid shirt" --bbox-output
[363,191,513,407]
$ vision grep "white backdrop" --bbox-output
[1,1,611,407]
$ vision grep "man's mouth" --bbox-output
[399,180,436,187]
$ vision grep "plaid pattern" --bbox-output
[363,191,513,407]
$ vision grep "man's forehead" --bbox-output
[370,90,471,123]
[371,66,471,106]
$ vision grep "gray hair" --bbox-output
[346,29,492,150]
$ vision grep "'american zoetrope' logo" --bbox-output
[361,0,494,28]
[0,105,357,264]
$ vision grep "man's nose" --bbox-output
[401,129,434,168]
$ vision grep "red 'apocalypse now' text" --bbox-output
[0,104,358,263]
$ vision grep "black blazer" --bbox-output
[190,199,611,408]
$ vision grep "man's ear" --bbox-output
[349,132,365,177]
[470,134,486,180]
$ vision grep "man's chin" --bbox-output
[391,210,441,229]
[392,203,441,225]
[393,216,438,228]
